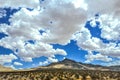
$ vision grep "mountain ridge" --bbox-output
[36,58,120,71]
[0,58,119,71]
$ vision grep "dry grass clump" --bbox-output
[0,69,119,80]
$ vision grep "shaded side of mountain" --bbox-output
[34,58,120,71]
[109,66,120,71]
[45,58,110,71]
[46,58,86,69]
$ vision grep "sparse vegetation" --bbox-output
[0,69,119,80]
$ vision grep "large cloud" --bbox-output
[73,0,120,63]
[14,62,23,66]
[0,37,67,62]
[106,59,120,66]
[18,41,67,62]
[85,0,120,41]
[0,0,87,64]
[85,51,112,63]
[100,15,120,41]
[0,0,87,45]
[85,0,120,18]
[39,4,87,44]
[39,57,58,66]
[0,54,17,65]
[73,27,120,63]
[0,0,40,9]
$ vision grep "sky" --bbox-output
[0,0,120,69]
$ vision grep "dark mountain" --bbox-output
[109,65,120,71]
[46,58,86,69]
[38,58,120,71]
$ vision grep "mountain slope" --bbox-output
[109,65,120,71]
[47,58,86,69]
[0,65,13,72]
[33,58,120,71]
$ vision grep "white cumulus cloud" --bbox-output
[39,57,58,66]
[85,0,120,18]
[100,15,120,41]
[14,62,23,66]
[0,0,40,9]
[0,54,17,65]
[0,37,67,62]
[73,26,120,63]
[85,51,112,63]
[0,0,87,65]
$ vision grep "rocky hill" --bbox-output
[36,58,120,71]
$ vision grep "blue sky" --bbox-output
[0,0,120,69]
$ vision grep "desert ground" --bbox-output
[0,69,120,80]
